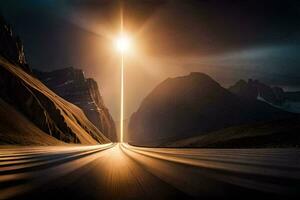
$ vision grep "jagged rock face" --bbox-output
[128,72,293,146]
[34,68,117,141]
[0,16,30,72]
[229,79,286,105]
[86,79,117,141]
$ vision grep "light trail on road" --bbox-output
[0,143,300,199]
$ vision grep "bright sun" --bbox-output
[115,35,130,53]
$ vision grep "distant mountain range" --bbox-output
[0,15,112,145]
[229,79,300,113]
[128,72,299,147]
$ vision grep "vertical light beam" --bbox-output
[120,53,124,143]
[116,7,130,143]
[120,8,124,143]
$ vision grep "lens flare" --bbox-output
[116,36,130,53]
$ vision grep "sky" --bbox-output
[1,0,300,120]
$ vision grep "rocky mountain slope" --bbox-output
[34,68,117,141]
[0,98,64,145]
[0,16,110,145]
[128,72,295,146]
[0,15,30,73]
[229,79,285,105]
[229,79,300,113]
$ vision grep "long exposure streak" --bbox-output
[120,51,124,143]
[120,9,124,143]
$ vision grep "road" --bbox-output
[0,143,300,199]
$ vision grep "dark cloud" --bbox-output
[138,0,300,56]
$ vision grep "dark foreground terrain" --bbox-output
[0,143,299,199]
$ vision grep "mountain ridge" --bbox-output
[128,72,296,146]
[229,79,300,113]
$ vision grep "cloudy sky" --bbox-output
[1,0,300,120]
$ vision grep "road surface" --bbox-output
[0,143,300,199]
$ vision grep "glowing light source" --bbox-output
[115,35,130,53]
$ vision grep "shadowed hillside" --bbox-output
[128,72,297,147]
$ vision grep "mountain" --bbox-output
[0,16,110,145]
[229,79,285,106]
[0,15,30,73]
[34,68,117,141]
[229,79,300,113]
[128,72,295,146]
